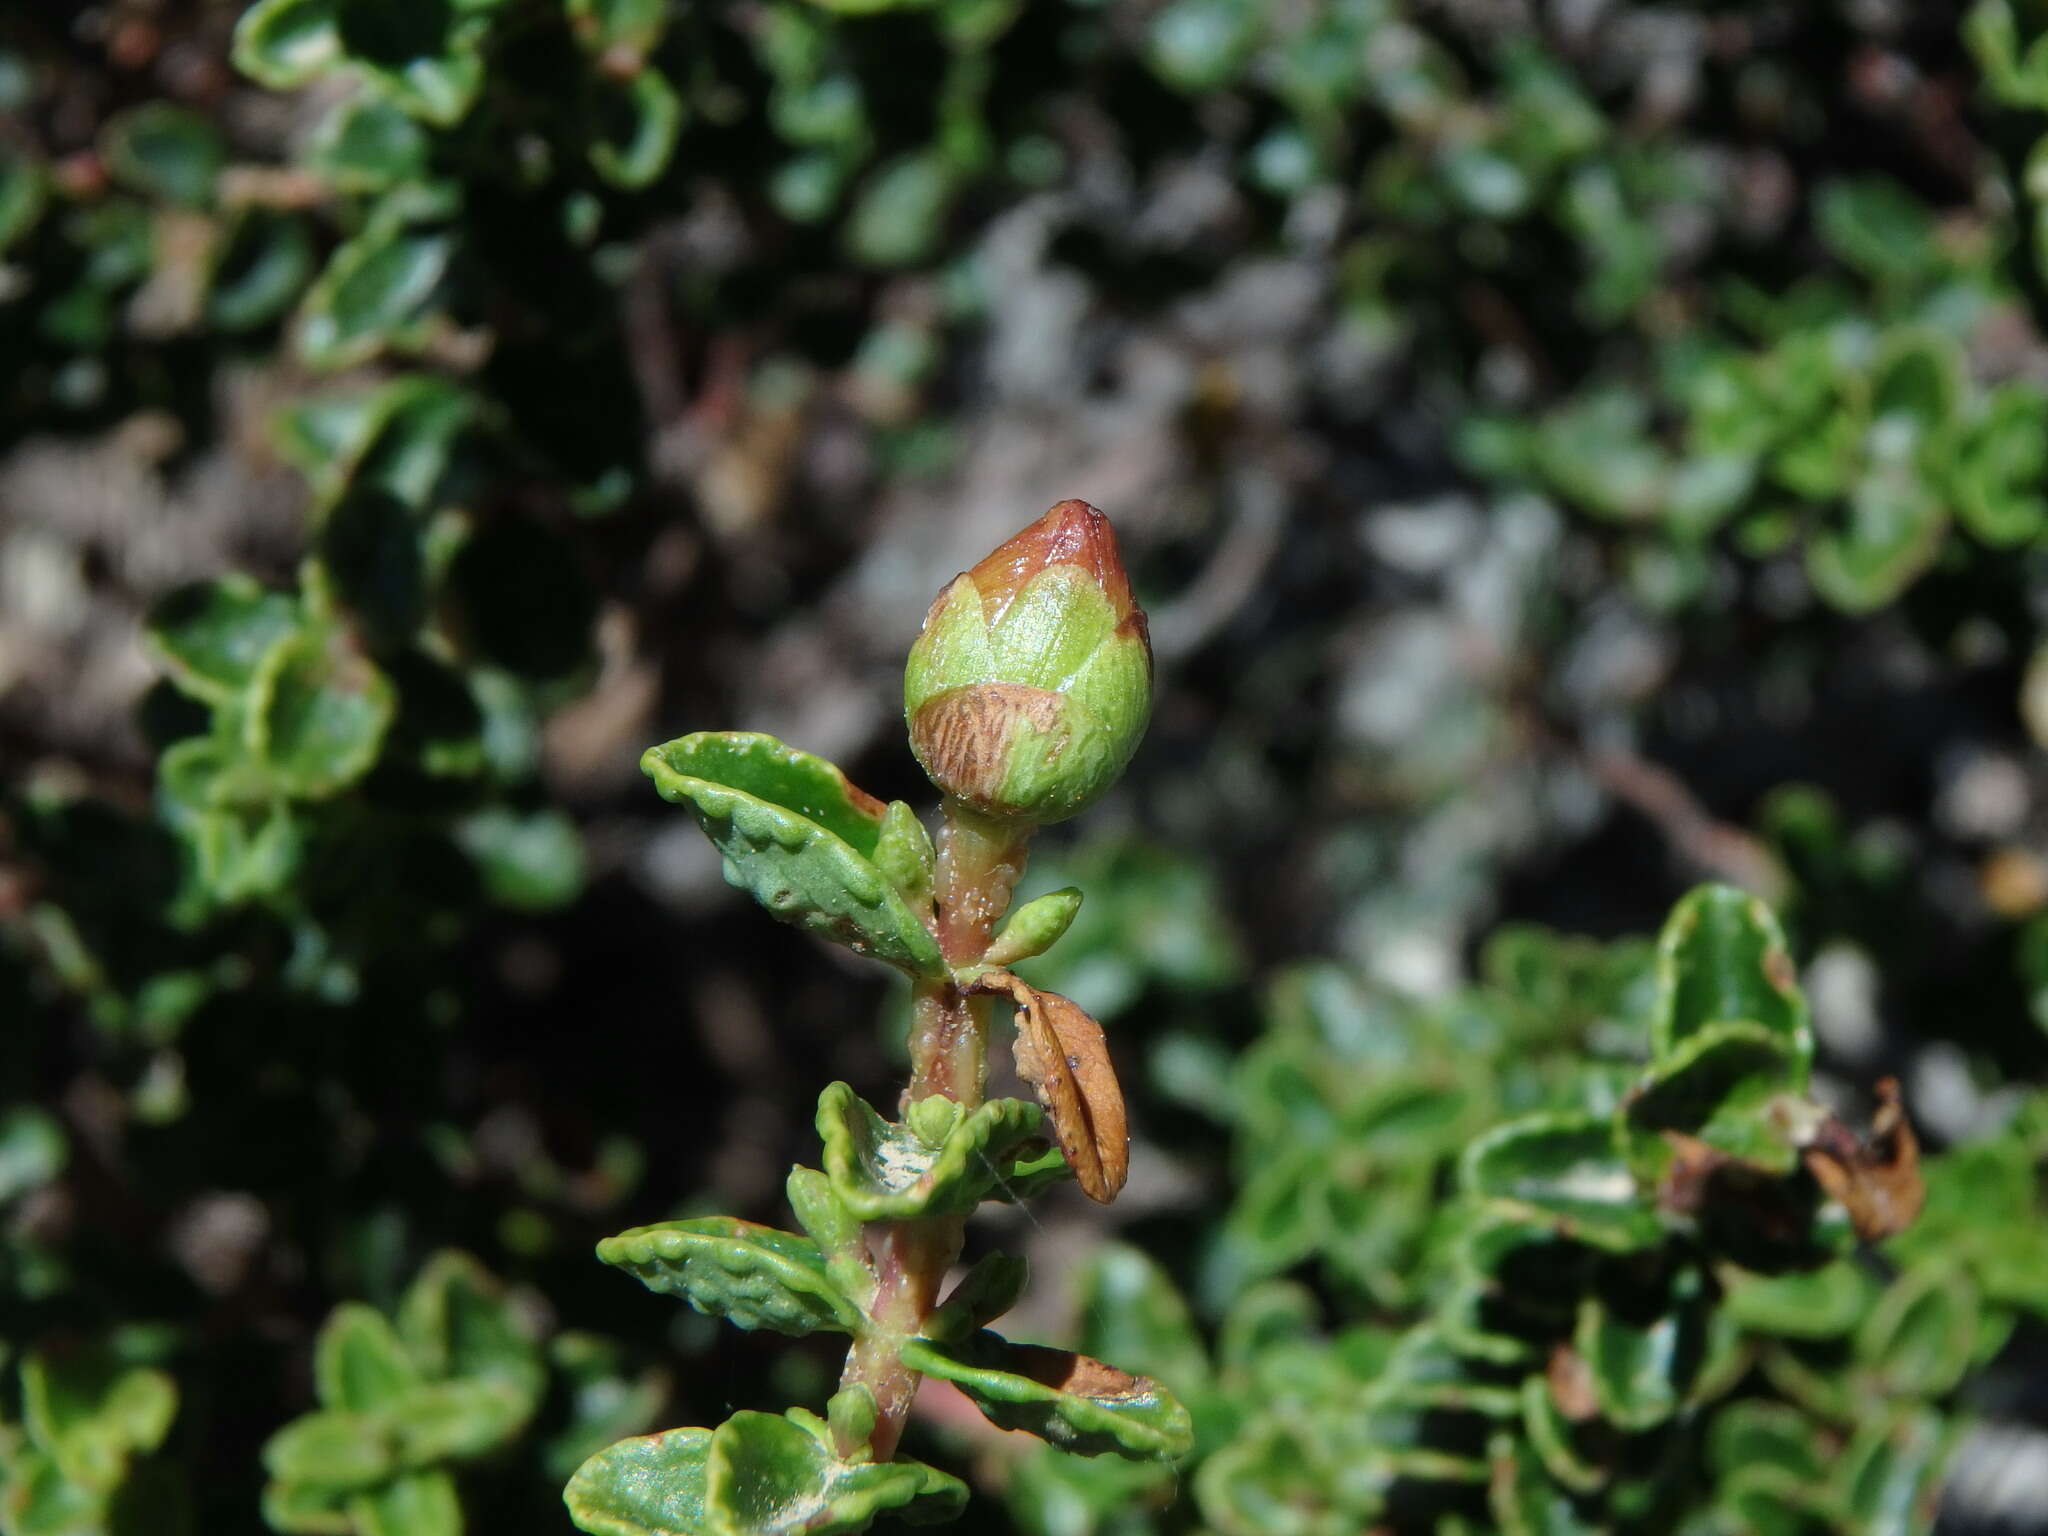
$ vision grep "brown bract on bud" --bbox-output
[902,501,1152,825]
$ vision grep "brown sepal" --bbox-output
[972,969,1129,1202]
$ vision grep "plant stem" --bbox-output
[838,799,1031,1462]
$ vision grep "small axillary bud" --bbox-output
[903,501,1152,824]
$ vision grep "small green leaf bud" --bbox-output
[982,887,1083,968]
[904,501,1152,824]
[870,800,935,906]
[905,1094,964,1148]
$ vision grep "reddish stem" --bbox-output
[836,800,1030,1461]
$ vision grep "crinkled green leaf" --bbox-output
[925,1252,1029,1342]
[900,1332,1192,1461]
[208,208,315,331]
[260,1410,394,1495]
[1628,1019,1804,1169]
[21,1350,177,1488]
[348,1469,460,1536]
[1069,1244,1209,1397]
[1490,1429,1602,1536]
[1574,1268,1707,1432]
[386,1379,534,1464]
[0,147,48,255]
[705,1409,967,1534]
[395,1250,544,1402]
[1652,885,1810,1068]
[146,578,303,706]
[247,626,396,798]
[566,1427,712,1536]
[314,1305,419,1413]
[0,1107,67,1205]
[589,69,684,190]
[644,736,946,977]
[1461,1114,1660,1253]
[1516,1373,1601,1497]
[1722,1260,1876,1340]
[101,103,223,207]
[310,94,431,194]
[1707,1401,1825,1484]
[596,1219,863,1337]
[1838,1408,1949,1535]
[297,224,453,371]
[232,0,343,88]
[815,1082,1044,1219]
[1855,1265,1978,1397]
[568,0,670,60]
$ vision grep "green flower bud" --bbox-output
[903,501,1152,824]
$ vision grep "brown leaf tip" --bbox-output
[967,500,1139,628]
[1800,1077,1925,1242]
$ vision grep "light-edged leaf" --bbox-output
[146,577,303,706]
[395,1250,545,1403]
[1628,1019,1804,1170]
[296,223,453,371]
[245,625,396,798]
[232,0,343,89]
[260,1409,395,1494]
[1573,1267,1708,1432]
[589,69,684,190]
[1461,1114,1661,1253]
[643,734,945,978]
[596,1218,864,1337]
[815,1082,1045,1220]
[565,1427,711,1536]
[1722,1260,1876,1340]
[314,1304,419,1413]
[1652,885,1810,1070]
[348,1469,460,1536]
[900,1332,1192,1461]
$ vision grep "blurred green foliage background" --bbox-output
[7,0,2048,1530]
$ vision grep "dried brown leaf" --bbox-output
[1800,1077,1925,1241]
[973,970,1128,1203]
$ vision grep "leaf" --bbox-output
[0,147,49,255]
[385,1379,534,1463]
[1461,1114,1661,1253]
[208,208,315,331]
[314,1305,420,1413]
[0,1106,67,1204]
[568,0,670,61]
[901,1332,1193,1461]
[348,1470,460,1536]
[690,1409,965,1534]
[246,626,397,799]
[453,806,585,911]
[297,223,453,371]
[1516,1372,1602,1497]
[1070,1244,1209,1396]
[815,1082,1045,1220]
[983,888,1082,968]
[1707,1401,1825,1484]
[232,0,343,88]
[260,1410,394,1494]
[1573,1269,1707,1432]
[395,1251,545,1402]
[596,1219,864,1337]
[1490,1429,1602,1536]
[924,1252,1028,1342]
[101,104,224,208]
[310,94,431,194]
[1838,1409,1950,1536]
[589,69,685,190]
[314,488,427,649]
[1856,1265,1978,1398]
[146,578,303,706]
[845,153,952,268]
[643,735,944,977]
[1722,1260,1875,1340]
[21,1350,178,1487]
[974,970,1128,1203]
[566,1427,712,1536]
[1628,1020,1805,1170]
[1652,885,1810,1069]
[868,802,934,909]
[262,1475,355,1536]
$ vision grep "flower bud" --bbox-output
[904,501,1151,823]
